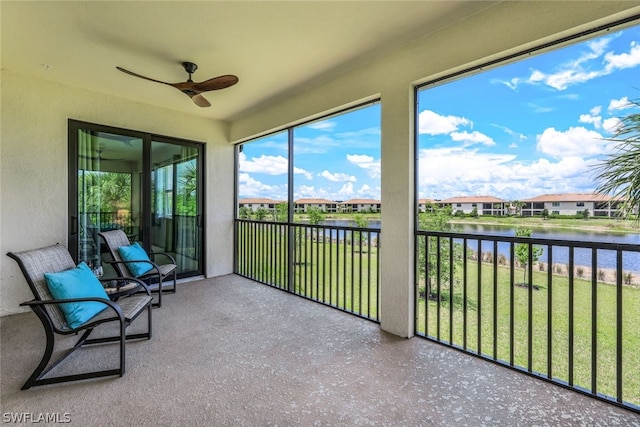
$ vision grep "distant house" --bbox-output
[238,198,285,212]
[295,198,339,213]
[520,193,629,217]
[417,198,437,213]
[438,195,506,216]
[340,198,381,213]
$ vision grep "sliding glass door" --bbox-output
[68,120,205,279]
[150,139,203,274]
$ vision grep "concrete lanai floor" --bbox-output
[1,275,638,426]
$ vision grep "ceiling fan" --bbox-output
[116,61,238,107]
[79,149,123,162]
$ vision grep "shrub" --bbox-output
[483,251,494,263]
[576,266,584,277]
[598,269,606,281]
[624,271,634,285]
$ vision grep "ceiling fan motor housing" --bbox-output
[182,62,198,74]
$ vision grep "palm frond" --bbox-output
[592,100,640,222]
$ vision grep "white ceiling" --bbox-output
[1,1,500,121]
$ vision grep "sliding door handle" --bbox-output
[70,216,78,235]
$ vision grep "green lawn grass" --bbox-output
[416,262,640,406]
[236,224,380,320]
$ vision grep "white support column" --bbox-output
[379,85,415,338]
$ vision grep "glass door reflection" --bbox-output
[76,129,143,275]
[151,140,203,276]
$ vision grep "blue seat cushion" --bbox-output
[118,242,153,277]
[44,262,110,329]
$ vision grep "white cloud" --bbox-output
[491,123,527,141]
[497,77,521,90]
[536,126,609,158]
[500,36,640,91]
[296,167,314,180]
[319,170,356,182]
[238,152,287,175]
[346,154,381,178]
[239,152,312,179]
[337,182,354,197]
[294,135,340,154]
[579,113,602,129]
[527,103,555,113]
[450,130,496,146]
[418,109,471,135]
[602,117,622,134]
[295,185,329,199]
[238,173,285,199]
[546,69,602,90]
[604,41,640,72]
[307,120,337,131]
[568,37,612,68]
[608,96,633,111]
[336,127,381,140]
[356,184,381,199]
[417,147,599,200]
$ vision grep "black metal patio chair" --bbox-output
[7,244,153,389]
[98,229,177,307]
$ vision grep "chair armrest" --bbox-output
[148,251,177,265]
[99,276,151,296]
[20,296,125,327]
[103,259,162,276]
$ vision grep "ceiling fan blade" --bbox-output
[191,94,211,108]
[78,154,123,161]
[116,66,172,86]
[117,63,235,108]
[192,75,239,92]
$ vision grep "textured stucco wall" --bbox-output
[0,70,234,316]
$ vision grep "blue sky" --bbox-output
[239,24,640,202]
[418,24,640,201]
[238,104,381,201]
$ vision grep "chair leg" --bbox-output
[22,306,130,389]
[153,279,162,308]
[22,309,57,390]
[160,270,177,294]
[119,319,126,376]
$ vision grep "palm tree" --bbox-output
[593,99,640,222]
[511,200,524,216]
[178,160,197,215]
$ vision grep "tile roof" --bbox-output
[341,198,381,204]
[521,193,613,202]
[439,195,506,204]
[295,198,338,204]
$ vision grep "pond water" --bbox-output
[453,223,639,274]
[321,219,640,273]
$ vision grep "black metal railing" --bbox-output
[235,219,380,322]
[81,211,131,229]
[415,230,640,413]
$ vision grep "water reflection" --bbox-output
[322,219,640,273]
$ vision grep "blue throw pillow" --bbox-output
[118,242,153,277]
[44,262,110,329]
